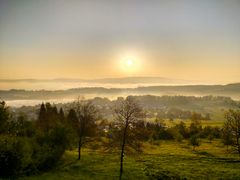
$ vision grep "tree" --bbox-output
[0,101,10,134]
[66,109,79,148]
[189,135,200,150]
[67,109,78,126]
[38,103,46,120]
[191,112,203,121]
[175,121,188,138]
[112,96,145,180]
[224,109,240,155]
[204,113,211,120]
[37,103,61,131]
[37,103,47,130]
[72,98,99,160]
[222,122,234,150]
[189,119,202,137]
[35,103,68,171]
[59,108,65,122]
[8,113,35,137]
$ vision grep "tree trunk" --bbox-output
[119,145,124,180]
[119,124,128,180]
[78,137,82,160]
[237,136,240,156]
[238,146,240,156]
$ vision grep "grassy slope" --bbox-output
[21,140,240,180]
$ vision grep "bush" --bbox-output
[0,102,69,178]
[33,125,68,171]
[158,129,175,140]
[0,135,33,178]
[0,125,68,178]
[189,135,200,150]
[175,132,184,142]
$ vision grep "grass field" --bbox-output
[21,139,240,180]
[165,119,224,127]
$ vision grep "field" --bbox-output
[165,119,224,127]
[22,140,240,180]
[146,119,225,128]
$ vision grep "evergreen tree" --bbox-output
[37,103,61,130]
[37,103,47,129]
[38,103,46,121]
[59,108,65,122]
[67,109,78,127]
[0,101,10,134]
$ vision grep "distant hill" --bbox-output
[0,83,240,100]
[87,77,190,84]
[0,76,190,84]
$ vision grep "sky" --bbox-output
[0,0,240,83]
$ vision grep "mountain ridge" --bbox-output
[0,76,195,84]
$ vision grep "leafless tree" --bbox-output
[113,96,145,180]
[72,97,99,160]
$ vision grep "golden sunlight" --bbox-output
[119,55,140,75]
[125,59,134,68]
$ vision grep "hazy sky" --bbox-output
[0,0,240,83]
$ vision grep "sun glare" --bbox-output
[118,55,141,75]
[125,59,134,67]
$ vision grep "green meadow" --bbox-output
[165,119,224,127]
[22,140,240,180]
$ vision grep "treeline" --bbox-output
[11,95,240,122]
[141,120,220,142]
[69,95,239,121]
[155,108,211,120]
[0,101,68,178]
[0,99,103,178]
[90,95,239,110]
[0,97,240,179]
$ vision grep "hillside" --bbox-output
[0,77,190,84]
[1,83,240,100]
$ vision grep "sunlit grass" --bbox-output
[22,140,240,180]
[162,119,224,127]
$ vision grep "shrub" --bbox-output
[33,125,68,171]
[0,135,33,178]
[189,135,200,150]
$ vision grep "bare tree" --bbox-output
[112,96,145,180]
[224,109,240,155]
[72,97,99,160]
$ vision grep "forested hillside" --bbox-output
[1,83,240,100]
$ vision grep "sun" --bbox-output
[120,56,139,75]
[121,58,136,72]
[125,59,134,68]
[118,53,142,75]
